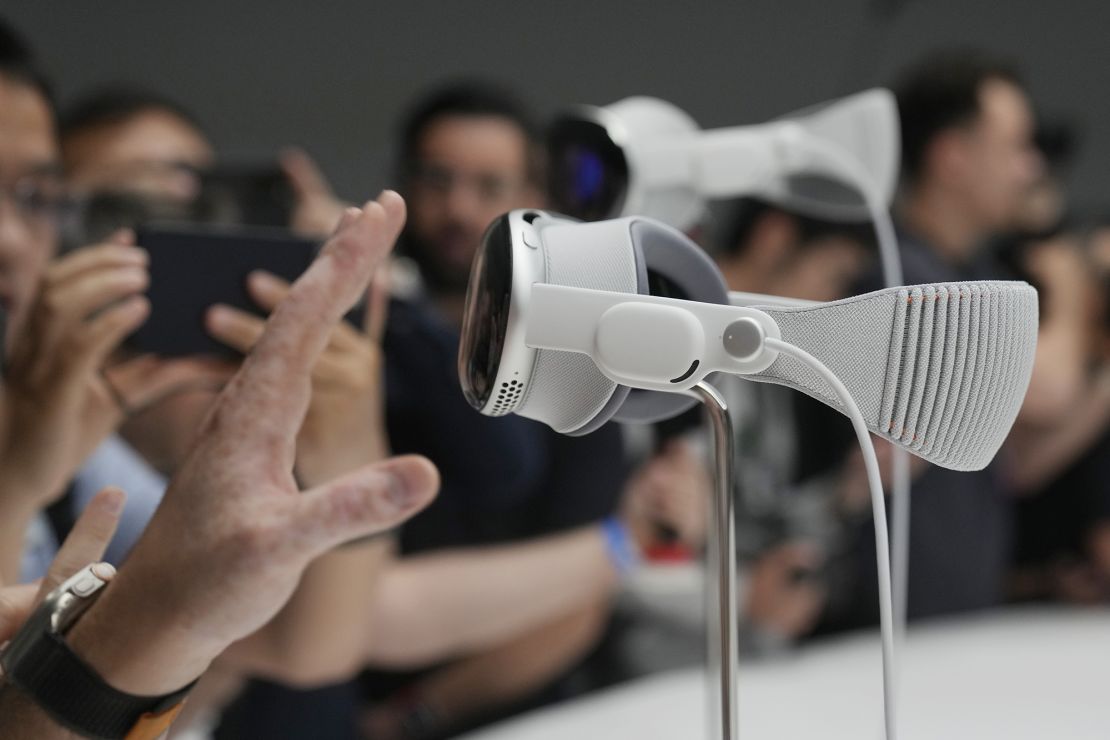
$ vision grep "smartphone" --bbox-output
[196,165,294,228]
[129,223,321,357]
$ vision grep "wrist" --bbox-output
[65,566,219,696]
[1,564,200,740]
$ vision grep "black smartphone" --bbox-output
[129,223,321,357]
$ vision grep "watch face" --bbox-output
[459,213,514,410]
[547,115,628,222]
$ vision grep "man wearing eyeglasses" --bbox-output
[343,81,633,740]
[0,22,206,586]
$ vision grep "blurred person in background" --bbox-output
[982,116,1110,605]
[354,80,629,740]
[0,19,219,589]
[61,89,214,202]
[893,49,1085,424]
[824,48,1099,629]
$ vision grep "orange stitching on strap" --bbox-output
[887,419,924,445]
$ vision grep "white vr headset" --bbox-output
[459,210,1039,472]
[546,88,899,230]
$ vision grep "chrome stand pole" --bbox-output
[692,381,738,740]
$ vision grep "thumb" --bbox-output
[295,455,439,553]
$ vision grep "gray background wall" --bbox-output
[5,0,1108,210]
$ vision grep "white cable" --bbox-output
[765,336,898,740]
[890,445,911,648]
[859,169,912,662]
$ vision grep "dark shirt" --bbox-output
[383,297,629,552]
[1015,427,1110,567]
[215,682,361,740]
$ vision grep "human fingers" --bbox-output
[36,487,125,601]
[218,192,404,436]
[75,296,150,373]
[45,232,144,286]
[280,147,335,201]
[293,454,438,555]
[104,355,237,414]
[205,304,266,355]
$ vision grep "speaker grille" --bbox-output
[751,281,1038,471]
[490,379,525,416]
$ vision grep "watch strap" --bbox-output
[5,630,193,740]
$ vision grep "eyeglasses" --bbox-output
[409,164,527,205]
[0,173,77,227]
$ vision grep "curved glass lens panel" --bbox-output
[458,213,514,409]
[547,116,628,222]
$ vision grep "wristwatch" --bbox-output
[0,564,194,740]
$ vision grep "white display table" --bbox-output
[465,607,1110,739]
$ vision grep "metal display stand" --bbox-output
[691,381,738,740]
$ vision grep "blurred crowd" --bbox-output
[0,14,1107,740]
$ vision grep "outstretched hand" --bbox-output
[67,192,439,695]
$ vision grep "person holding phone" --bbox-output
[58,87,352,482]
